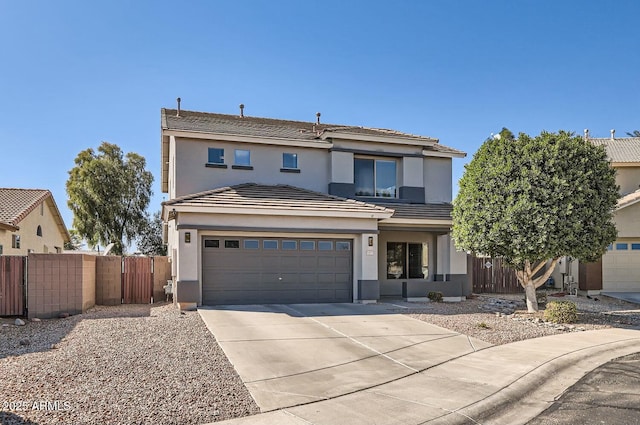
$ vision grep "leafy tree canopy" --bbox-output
[452,129,619,311]
[63,229,84,251]
[66,142,154,255]
[136,211,167,256]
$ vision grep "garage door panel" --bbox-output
[280,257,300,268]
[602,248,640,292]
[202,237,353,305]
[299,257,318,268]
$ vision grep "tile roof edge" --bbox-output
[3,189,51,226]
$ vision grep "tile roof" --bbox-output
[590,137,640,163]
[0,188,51,230]
[161,108,465,155]
[163,183,394,216]
[376,202,453,220]
[617,189,640,210]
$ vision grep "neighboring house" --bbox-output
[0,188,70,255]
[551,132,640,293]
[591,132,640,292]
[160,106,467,306]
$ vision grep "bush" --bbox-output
[544,301,578,323]
[428,291,443,302]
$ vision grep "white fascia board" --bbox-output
[612,162,640,167]
[421,149,467,159]
[322,131,438,146]
[379,217,453,226]
[617,196,640,210]
[161,134,170,193]
[162,129,332,149]
[169,204,394,219]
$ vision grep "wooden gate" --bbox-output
[0,256,26,316]
[471,256,522,294]
[122,257,153,304]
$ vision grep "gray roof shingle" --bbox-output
[161,109,465,155]
[376,202,453,220]
[590,137,640,163]
[163,183,394,216]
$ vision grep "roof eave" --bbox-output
[167,204,394,219]
[421,149,466,159]
[161,129,333,149]
[0,222,19,231]
[379,217,453,226]
[321,131,438,146]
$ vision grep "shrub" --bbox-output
[428,291,443,302]
[544,301,578,323]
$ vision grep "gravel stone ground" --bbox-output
[1,294,639,424]
[406,293,640,345]
[0,303,259,425]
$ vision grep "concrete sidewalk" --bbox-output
[201,305,640,425]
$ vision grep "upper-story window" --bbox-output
[36,225,42,237]
[354,158,397,198]
[234,149,251,166]
[283,153,298,169]
[208,148,224,164]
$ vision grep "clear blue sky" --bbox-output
[1,1,639,235]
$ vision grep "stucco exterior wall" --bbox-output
[615,166,640,195]
[0,199,66,256]
[424,157,453,203]
[330,151,354,183]
[614,202,640,238]
[402,157,424,187]
[173,137,330,196]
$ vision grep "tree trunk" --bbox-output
[524,282,538,312]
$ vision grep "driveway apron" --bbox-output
[199,303,492,411]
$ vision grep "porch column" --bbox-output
[175,228,199,309]
[356,233,379,303]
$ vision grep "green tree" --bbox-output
[453,129,618,312]
[66,142,153,255]
[63,229,84,251]
[136,211,167,256]
[626,130,640,137]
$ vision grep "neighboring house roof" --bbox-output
[161,109,465,155]
[590,137,640,164]
[0,188,70,241]
[163,183,394,219]
[617,189,640,210]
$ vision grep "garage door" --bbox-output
[602,242,640,291]
[202,237,353,305]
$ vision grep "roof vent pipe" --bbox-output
[610,129,615,140]
[316,112,321,125]
[583,129,589,140]
[239,104,245,118]
[176,97,181,117]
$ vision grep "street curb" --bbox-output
[436,337,640,425]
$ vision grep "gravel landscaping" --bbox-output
[1,294,639,424]
[0,303,259,425]
[406,293,640,345]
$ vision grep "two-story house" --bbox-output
[0,188,70,255]
[161,105,467,307]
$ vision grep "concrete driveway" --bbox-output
[200,303,640,425]
[198,303,492,411]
